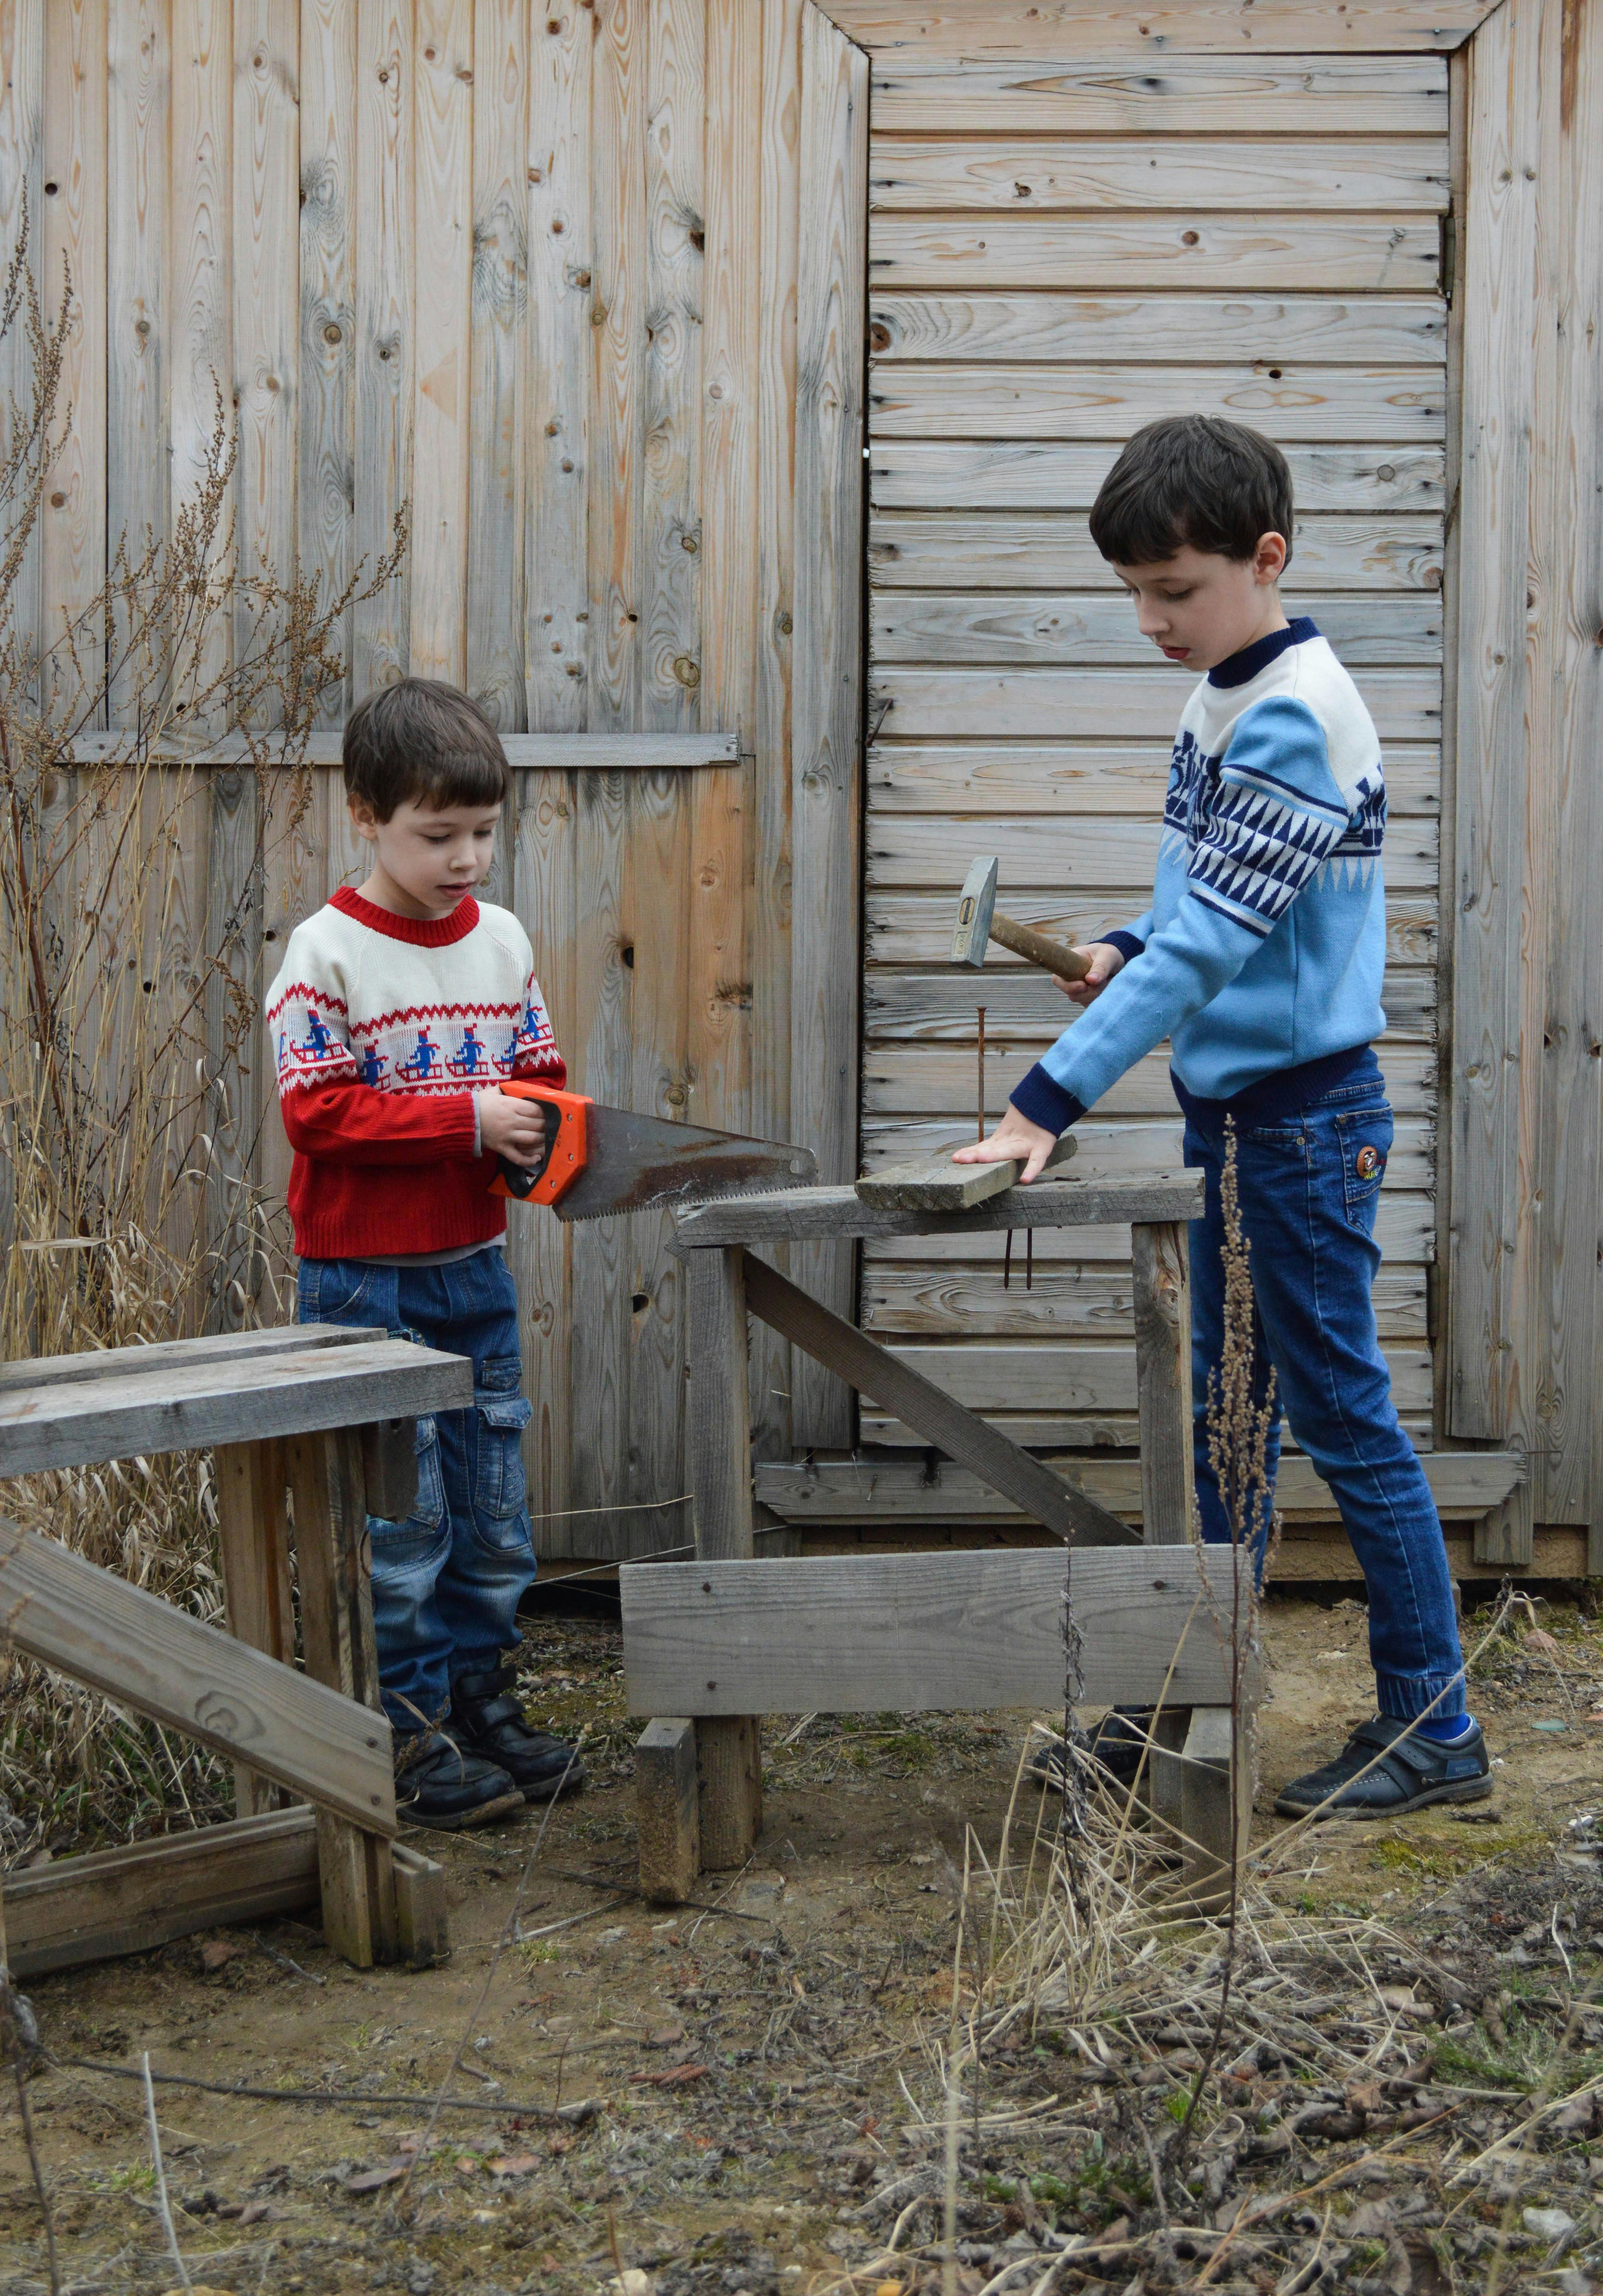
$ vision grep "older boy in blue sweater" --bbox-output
[958,417,1490,1818]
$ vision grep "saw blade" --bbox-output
[553,1109,816,1223]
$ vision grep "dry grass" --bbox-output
[0,204,405,1855]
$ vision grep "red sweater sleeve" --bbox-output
[280,1077,481,1165]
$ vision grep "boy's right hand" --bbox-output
[1056,942,1127,1007]
[479,1085,556,1167]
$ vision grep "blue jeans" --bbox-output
[296,1249,536,1736]
[1185,1057,1466,1723]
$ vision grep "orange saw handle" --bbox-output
[488,1081,591,1207]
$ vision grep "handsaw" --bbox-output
[489,1080,815,1222]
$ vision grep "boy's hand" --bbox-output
[951,1107,1060,1184]
[1056,942,1127,1006]
[479,1086,555,1166]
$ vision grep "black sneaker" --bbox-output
[1274,1715,1492,1820]
[395,1727,525,1831]
[450,1663,587,1803]
[1028,1710,1153,1794]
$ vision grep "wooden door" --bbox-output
[861,47,1450,1452]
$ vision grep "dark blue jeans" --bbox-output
[296,1249,536,1735]
[1185,1059,1466,1723]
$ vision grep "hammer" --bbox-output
[951,855,1092,985]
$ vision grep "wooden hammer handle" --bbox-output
[989,909,1093,984]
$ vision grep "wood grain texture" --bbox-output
[0,0,43,667]
[870,364,1445,445]
[686,1247,753,1558]
[870,440,1445,513]
[234,0,298,706]
[866,1115,1433,1196]
[353,0,414,695]
[861,1187,1437,1267]
[866,740,1442,816]
[214,1434,294,1816]
[169,0,233,721]
[869,292,1448,367]
[105,0,167,710]
[40,0,106,682]
[789,4,867,1447]
[674,1170,1202,1248]
[299,0,357,727]
[589,0,646,731]
[870,214,1441,295]
[869,513,1446,593]
[642,0,704,729]
[865,890,1439,966]
[870,590,1442,666]
[868,59,1451,129]
[871,136,1450,214]
[0,1321,377,1391]
[855,1137,1074,1209]
[1132,1222,1194,1547]
[828,5,1495,58]
[409,0,473,683]
[635,1715,699,1902]
[0,1515,396,1831]
[870,668,1441,744]
[863,1043,1435,1118]
[622,1544,1254,1719]
[868,967,1436,1049]
[864,810,1439,892]
[864,1262,1429,1341]
[464,0,527,728]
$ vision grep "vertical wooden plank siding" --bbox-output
[0,0,43,677]
[464,0,526,730]
[791,4,868,1448]
[169,0,233,720]
[105,0,167,644]
[589,0,646,734]
[234,0,299,702]
[1446,0,1541,1451]
[409,0,472,684]
[299,0,357,727]
[352,0,414,692]
[642,0,703,731]
[40,0,106,689]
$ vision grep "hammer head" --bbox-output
[951,855,999,968]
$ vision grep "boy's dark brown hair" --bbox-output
[1089,415,1294,569]
[343,677,510,821]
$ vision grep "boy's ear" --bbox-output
[1254,531,1289,584]
[348,795,380,844]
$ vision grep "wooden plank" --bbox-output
[865,1116,1434,1194]
[392,1840,449,1966]
[869,513,1446,594]
[686,1245,759,1870]
[169,0,233,720]
[831,4,1496,58]
[1132,1222,1193,1546]
[864,810,1439,892]
[67,731,743,768]
[870,591,1443,667]
[868,215,1442,295]
[741,1251,1137,1547]
[204,758,262,1327]
[861,1188,1439,1267]
[755,1448,1523,1525]
[674,1170,1202,1249]
[40,0,107,684]
[869,364,1446,445]
[869,668,1441,744]
[234,0,298,703]
[869,291,1448,367]
[864,1260,1429,1341]
[105,0,167,712]
[866,892,1440,967]
[1,1807,321,1980]
[0,1319,379,1393]
[867,967,1438,1045]
[299,0,357,726]
[588,0,646,730]
[863,1043,1437,1119]
[856,1338,1434,1422]
[0,0,43,668]
[790,5,867,1448]
[622,1544,1254,1718]
[1445,0,1540,1449]
[0,1516,396,1831]
[464,0,527,728]
[872,137,1450,215]
[870,441,1444,514]
[866,742,1442,819]
[642,0,704,728]
[1178,1706,1253,1913]
[409,0,473,683]
[636,1717,699,1903]
[353,0,414,694]
[868,57,1451,130]
[855,1134,1076,1210]
[0,1335,473,1475]
[525,0,592,728]
[214,1435,295,1818]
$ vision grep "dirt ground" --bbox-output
[5,1586,1603,2296]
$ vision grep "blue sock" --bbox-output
[1413,1712,1477,1744]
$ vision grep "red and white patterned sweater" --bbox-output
[265,885,565,1259]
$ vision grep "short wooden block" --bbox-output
[360,1417,420,1522]
[392,1843,449,1967]
[696,1716,763,1871]
[1147,1706,1189,1841]
[1179,1706,1254,1913]
[636,1718,702,1903]
[855,1134,1074,1211]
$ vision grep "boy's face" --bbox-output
[350,795,504,919]
[1111,533,1288,674]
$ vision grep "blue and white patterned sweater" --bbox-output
[1011,618,1388,1133]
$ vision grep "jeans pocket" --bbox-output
[1338,1106,1394,1225]
[298,1257,377,1326]
[474,1392,533,1537]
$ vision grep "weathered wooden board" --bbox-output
[870,590,1443,666]
[870,215,1442,294]
[868,741,1441,815]
[0,1322,377,1395]
[674,1171,1203,1249]
[863,1117,1434,1193]
[856,1132,1076,1209]
[0,1336,472,1476]
[864,810,1439,890]
[869,668,1441,743]
[622,1545,1255,1718]
[838,6,1494,58]
[851,1340,1434,1419]
[865,890,1440,964]
[69,732,743,769]
[863,1042,1436,1119]
[868,57,1452,127]
[863,964,1438,1045]
[869,513,1445,593]
[870,442,1445,512]
[860,1185,1438,1267]
[863,1261,1429,1340]
[0,1517,396,1833]
[869,293,1448,367]
[40,0,107,664]
[870,137,1450,213]
[870,364,1445,444]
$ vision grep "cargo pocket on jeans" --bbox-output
[369,1414,447,1574]
[474,1392,533,1538]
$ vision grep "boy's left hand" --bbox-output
[951,1107,1059,1183]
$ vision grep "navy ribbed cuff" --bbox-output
[1010,1063,1086,1135]
[1103,930,1147,966]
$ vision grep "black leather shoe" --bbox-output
[450,1664,587,1802]
[1274,1715,1491,1820]
[395,1728,524,1831]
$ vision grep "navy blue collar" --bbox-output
[1207,615,1320,690]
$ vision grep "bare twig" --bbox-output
[143,2050,193,2293]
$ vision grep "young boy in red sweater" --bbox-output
[267,678,584,1828]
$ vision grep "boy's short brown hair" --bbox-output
[343,678,510,821]
[1089,415,1295,569]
